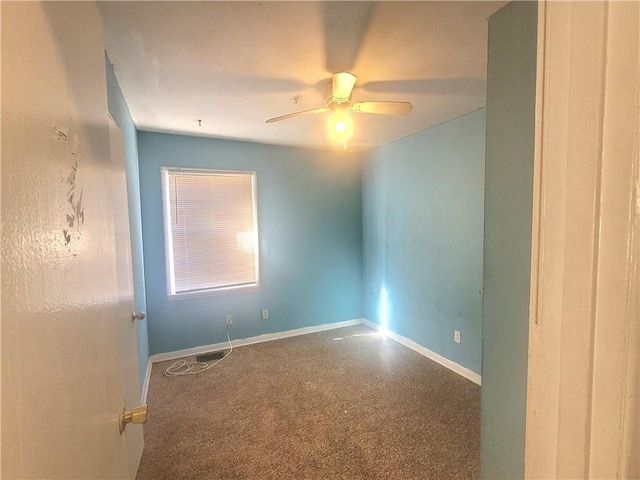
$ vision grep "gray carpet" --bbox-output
[136,325,480,480]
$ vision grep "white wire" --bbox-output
[164,325,233,376]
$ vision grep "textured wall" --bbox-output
[137,132,363,355]
[481,2,537,478]
[362,109,486,375]
[106,56,149,391]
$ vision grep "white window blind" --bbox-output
[162,167,259,297]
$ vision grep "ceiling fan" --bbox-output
[265,72,413,124]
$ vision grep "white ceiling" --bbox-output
[99,1,507,151]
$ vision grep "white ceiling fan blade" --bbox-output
[332,72,357,102]
[265,107,329,124]
[350,101,413,115]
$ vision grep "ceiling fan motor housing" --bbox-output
[323,82,351,108]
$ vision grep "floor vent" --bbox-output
[196,351,226,362]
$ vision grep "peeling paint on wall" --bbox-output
[63,159,84,246]
[55,125,86,249]
[62,154,85,249]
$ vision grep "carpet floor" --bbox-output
[136,324,480,480]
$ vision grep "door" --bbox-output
[109,116,145,478]
[1,2,144,478]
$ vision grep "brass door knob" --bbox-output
[119,404,148,433]
[131,311,146,321]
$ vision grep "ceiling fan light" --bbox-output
[327,110,353,145]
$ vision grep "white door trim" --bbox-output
[525,1,640,478]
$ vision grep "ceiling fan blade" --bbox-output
[265,107,329,124]
[350,101,413,115]
[332,72,357,102]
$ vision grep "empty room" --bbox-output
[2,1,638,480]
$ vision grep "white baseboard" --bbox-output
[148,318,365,365]
[360,318,482,385]
[146,317,480,388]
[141,357,152,404]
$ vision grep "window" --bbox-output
[161,167,259,298]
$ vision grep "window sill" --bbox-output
[167,284,260,301]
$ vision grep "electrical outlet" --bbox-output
[225,314,233,325]
[262,309,269,319]
[454,330,461,344]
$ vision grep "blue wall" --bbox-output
[105,57,149,390]
[137,132,363,355]
[481,2,537,478]
[362,109,486,375]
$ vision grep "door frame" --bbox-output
[525,1,639,478]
